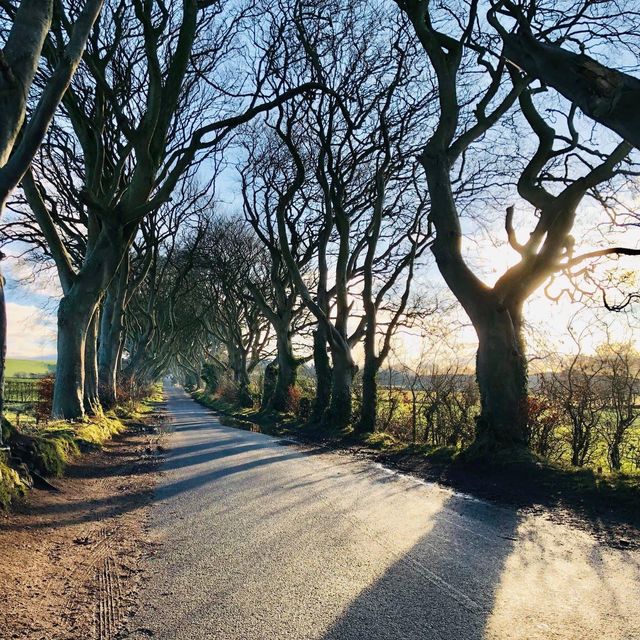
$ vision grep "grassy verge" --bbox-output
[0,385,165,508]
[192,389,458,460]
[0,458,26,509]
[192,389,640,538]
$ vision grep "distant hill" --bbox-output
[6,359,56,378]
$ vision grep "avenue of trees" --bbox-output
[2,0,640,468]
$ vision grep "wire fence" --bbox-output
[5,376,54,423]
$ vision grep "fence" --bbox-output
[5,376,54,423]
[5,378,39,404]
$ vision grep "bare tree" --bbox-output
[490,0,640,150]
[0,0,103,433]
[596,341,640,471]
[240,129,314,412]
[398,0,638,453]
[23,0,325,418]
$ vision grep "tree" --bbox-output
[190,217,273,406]
[596,341,640,471]
[240,130,314,412]
[0,0,103,435]
[398,0,638,452]
[23,0,326,418]
[490,0,640,151]
[254,0,435,429]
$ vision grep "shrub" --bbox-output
[35,374,55,423]
[218,378,239,404]
[285,385,302,415]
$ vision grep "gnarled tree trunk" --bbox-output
[324,346,356,430]
[473,301,528,449]
[52,223,127,419]
[54,293,94,419]
[0,273,6,447]
[358,356,378,435]
[268,327,298,412]
[98,262,128,407]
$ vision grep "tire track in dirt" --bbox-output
[96,553,125,640]
[60,526,117,635]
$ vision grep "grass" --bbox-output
[5,358,55,377]
[0,458,25,509]
[193,390,302,434]
[191,388,640,531]
[3,414,126,480]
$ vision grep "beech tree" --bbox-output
[21,0,325,419]
[123,210,207,390]
[399,0,639,451]
[192,218,273,406]
[490,0,640,151]
[241,131,314,412]
[251,0,435,429]
[0,0,103,434]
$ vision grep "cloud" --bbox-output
[5,256,63,302]
[6,302,56,359]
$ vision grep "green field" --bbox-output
[5,359,56,377]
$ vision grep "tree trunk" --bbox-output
[324,347,355,430]
[473,305,528,450]
[0,268,6,446]
[98,266,127,407]
[357,357,378,434]
[53,293,95,419]
[98,288,119,407]
[52,223,128,419]
[269,328,297,412]
[83,307,101,415]
[261,361,278,408]
[311,324,332,423]
[609,439,622,471]
[237,350,253,408]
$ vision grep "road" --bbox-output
[125,385,640,640]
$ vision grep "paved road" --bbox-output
[126,386,639,639]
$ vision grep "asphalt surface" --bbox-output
[126,386,640,639]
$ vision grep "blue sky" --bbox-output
[5,257,58,359]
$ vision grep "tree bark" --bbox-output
[357,357,378,435]
[311,324,332,423]
[83,306,101,415]
[53,293,94,419]
[324,346,356,430]
[0,269,6,446]
[268,327,298,412]
[98,262,127,407]
[473,302,528,449]
[52,223,128,418]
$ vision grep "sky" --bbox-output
[6,219,637,366]
[5,146,639,365]
[5,259,59,359]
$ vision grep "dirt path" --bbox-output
[0,415,167,640]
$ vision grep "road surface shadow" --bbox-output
[320,509,518,640]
